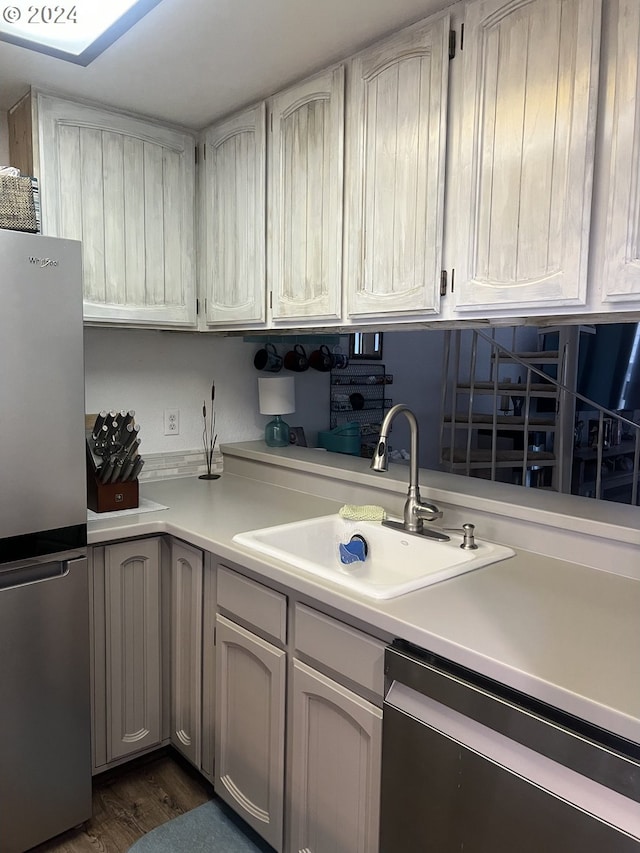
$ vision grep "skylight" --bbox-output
[0,0,164,65]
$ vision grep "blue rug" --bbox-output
[128,798,272,852]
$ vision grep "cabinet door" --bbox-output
[202,104,267,327]
[170,541,203,767]
[592,0,640,306]
[269,66,344,322]
[452,0,601,313]
[215,614,285,851]
[200,556,216,783]
[289,659,383,853]
[345,13,450,319]
[104,538,162,763]
[36,93,197,327]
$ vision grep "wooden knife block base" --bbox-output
[87,474,139,513]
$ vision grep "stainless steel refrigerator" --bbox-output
[0,230,91,852]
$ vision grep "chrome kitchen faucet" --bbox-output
[370,404,450,541]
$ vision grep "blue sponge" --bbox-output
[339,538,367,564]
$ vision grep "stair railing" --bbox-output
[441,328,640,504]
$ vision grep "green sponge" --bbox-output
[338,504,386,522]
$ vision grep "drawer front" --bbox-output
[217,565,287,645]
[294,603,385,698]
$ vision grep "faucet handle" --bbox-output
[413,504,443,522]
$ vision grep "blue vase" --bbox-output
[265,415,290,447]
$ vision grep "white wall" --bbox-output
[84,329,332,454]
[83,325,554,468]
[83,327,451,461]
[84,327,557,472]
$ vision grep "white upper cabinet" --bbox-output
[451,0,601,314]
[201,104,267,328]
[591,0,640,308]
[345,12,451,319]
[268,66,344,323]
[36,92,197,327]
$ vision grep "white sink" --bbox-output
[233,515,515,600]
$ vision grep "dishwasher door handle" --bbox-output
[0,558,74,592]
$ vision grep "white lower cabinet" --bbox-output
[289,659,383,853]
[212,566,384,853]
[200,555,217,783]
[214,565,288,850]
[91,543,385,852]
[170,540,203,767]
[92,538,163,767]
[215,614,286,850]
[289,603,385,853]
[105,538,163,763]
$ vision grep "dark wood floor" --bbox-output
[29,750,213,853]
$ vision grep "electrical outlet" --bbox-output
[164,409,180,435]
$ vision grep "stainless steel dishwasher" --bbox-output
[380,641,640,852]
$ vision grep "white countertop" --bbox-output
[88,448,640,747]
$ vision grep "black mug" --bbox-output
[310,344,334,372]
[284,344,309,372]
[332,346,349,369]
[254,343,282,372]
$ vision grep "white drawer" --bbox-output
[294,603,385,698]
[217,565,287,645]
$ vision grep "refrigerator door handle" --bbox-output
[0,558,74,592]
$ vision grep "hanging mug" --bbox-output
[309,344,334,372]
[332,345,349,369]
[254,343,282,372]
[284,344,309,372]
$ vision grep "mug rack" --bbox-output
[252,337,350,373]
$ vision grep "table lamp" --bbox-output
[258,376,295,447]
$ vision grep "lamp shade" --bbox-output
[258,377,295,415]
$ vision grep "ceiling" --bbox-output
[0,0,454,130]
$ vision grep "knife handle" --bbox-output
[109,460,124,484]
[98,458,115,484]
[91,411,108,439]
[119,420,139,446]
[103,418,120,445]
[119,413,134,435]
[93,424,109,449]
[120,456,137,482]
[128,457,145,481]
[121,437,141,464]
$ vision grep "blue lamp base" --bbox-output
[265,415,290,447]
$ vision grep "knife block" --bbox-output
[87,473,139,513]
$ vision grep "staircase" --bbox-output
[439,328,640,503]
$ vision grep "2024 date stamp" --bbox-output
[2,5,77,24]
